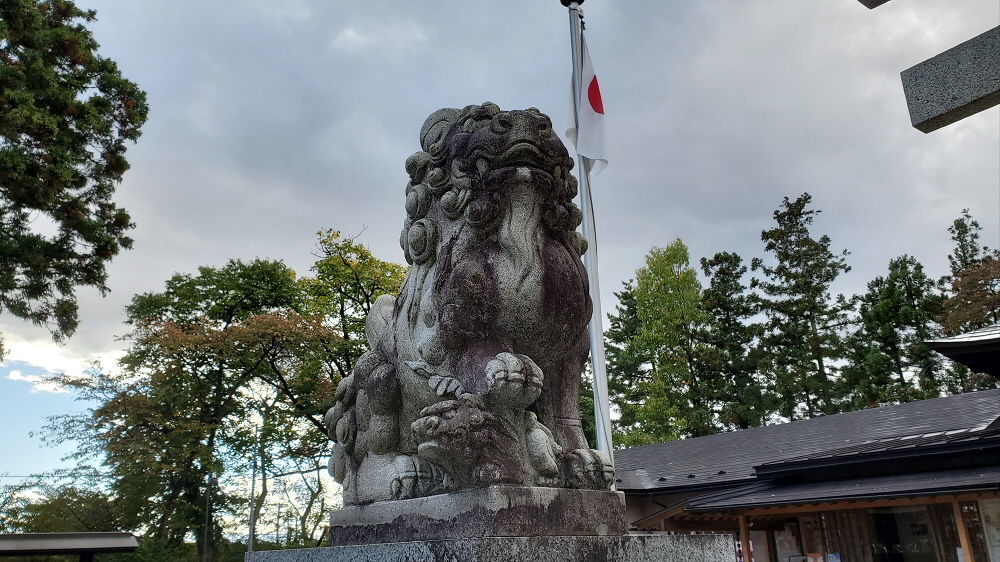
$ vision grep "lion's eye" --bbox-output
[539,118,552,138]
[490,114,512,134]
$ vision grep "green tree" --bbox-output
[0,0,148,357]
[44,235,406,558]
[303,229,408,379]
[699,251,769,429]
[843,255,945,406]
[2,485,122,533]
[946,209,993,278]
[77,260,321,560]
[603,281,651,439]
[752,193,852,419]
[625,239,713,443]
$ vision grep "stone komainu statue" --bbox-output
[324,103,614,505]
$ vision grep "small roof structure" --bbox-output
[0,532,138,560]
[926,323,1000,376]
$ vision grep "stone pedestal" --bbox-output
[245,534,736,561]
[245,486,736,561]
[329,485,627,545]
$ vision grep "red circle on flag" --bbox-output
[588,76,604,115]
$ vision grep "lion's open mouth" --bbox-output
[474,142,558,179]
[496,142,545,167]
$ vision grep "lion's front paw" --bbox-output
[561,448,615,490]
[484,352,543,408]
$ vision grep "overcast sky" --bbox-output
[2,0,998,476]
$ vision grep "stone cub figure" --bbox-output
[325,102,613,505]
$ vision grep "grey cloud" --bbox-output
[3,0,996,367]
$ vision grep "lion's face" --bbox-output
[400,103,585,266]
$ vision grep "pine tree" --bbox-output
[699,252,770,429]
[603,281,651,438]
[843,255,945,407]
[752,194,852,419]
[946,209,993,277]
[0,0,148,356]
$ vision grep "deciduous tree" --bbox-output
[626,239,713,442]
[45,235,405,558]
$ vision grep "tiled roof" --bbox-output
[614,389,1000,493]
[926,323,1000,345]
[686,465,1000,511]
[755,424,1000,474]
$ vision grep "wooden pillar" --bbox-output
[953,500,974,562]
[762,529,773,562]
[739,513,752,562]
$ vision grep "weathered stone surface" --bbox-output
[245,534,736,562]
[901,26,1000,133]
[324,103,613,506]
[328,486,627,546]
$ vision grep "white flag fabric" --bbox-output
[566,33,607,175]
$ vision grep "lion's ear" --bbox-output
[405,151,432,183]
[420,108,462,155]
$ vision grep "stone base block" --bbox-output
[245,534,736,562]
[328,486,627,546]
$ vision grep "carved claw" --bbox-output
[561,448,615,491]
[388,455,452,500]
[485,352,543,407]
[472,462,504,485]
[526,413,561,479]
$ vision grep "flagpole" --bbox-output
[564,0,615,469]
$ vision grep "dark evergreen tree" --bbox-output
[946,209,993,277]
[0,0,148,356]
[752,193,852,419]
[603,280,651,438]
[842,255,945,407]
[699,252,770,429]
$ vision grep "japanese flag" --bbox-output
[566,33,607,175]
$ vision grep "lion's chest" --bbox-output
[489,236,590,357]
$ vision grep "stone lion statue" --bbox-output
[324,102,614,505]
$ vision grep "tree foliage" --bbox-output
[752,193,852,419]
[1,484,121,533]
[0,0,148,355]
[946,209,993,278]
[699,251,769,429]
[941,257,1000,335]
[601,197,997,445]
[629,239,707,442]
[603,280,649,438]
[939,209,1000,336]
[843,255,945,406]
[42,234,405,559]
